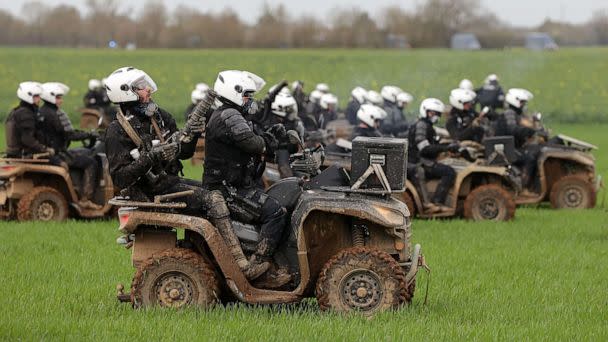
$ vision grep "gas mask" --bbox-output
[134,100,158,117]
[430,115,440,124]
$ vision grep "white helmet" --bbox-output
[88,79,102,91]
[419,98,445,123]
[191,89,206,104]
[195,83,209,93]
[396,92,413,108]
[309,90,323,104]
[449,88,476,110]
[459,79,474,91]
[104,67,157,103]
[380,85,403,103]
[505,88,533,109]
[315,83,330,93]
[17,81,43,104]
[271,92,298,120]
[365,90,383,106]
[291,80,303,90]
[351,86,367,103]
[320,93,338,110]
[484,74,499,85]
[213,70,265,107]
[357,104,387,127]
[41,82,70,104]
[268,83,291,95]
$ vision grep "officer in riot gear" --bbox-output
[37,82,102,210]
[352,104,386,139]
[475,74,505,111]
[204,70,291,288]
[104,67,269,281]
[446,88,485,143]
[407,98,457,212]
[346,87,367,125]
[5,82,54,158]
[380,85,409,137]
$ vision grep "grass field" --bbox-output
[0,48,607,340]
[1,47,608,123]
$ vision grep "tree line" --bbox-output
[1,0,607,48]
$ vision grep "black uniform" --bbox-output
[262,114,305,178]
[475,83,505,111]
[345,99,362,125]
[495,106,539,189]
[204,104,287,258]
[105,102,203,216]
[5,101,48,158]
[37,102,99,200]
[351,125,382,139]
[381,100,409,137]
[83,89,106,109]
[408,118,456,205]
[292,86,307,114]
[445,107,485,143]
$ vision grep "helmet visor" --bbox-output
[131,75,157,93]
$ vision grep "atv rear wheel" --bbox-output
[131,248,219,309]
[549,175,596,209]
[463,184,515,221]
[17,186,68,221]
[316,247,409,315]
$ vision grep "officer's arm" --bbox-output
[445,115,460,140]
[414,123,446,159]
[224,110,266,154]
[105,124,152,189]
[17,115,47,152]
[161,109,196,160]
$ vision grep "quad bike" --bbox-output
[314,139,519,221]
[0,140,115,221]
[111,132,429,315]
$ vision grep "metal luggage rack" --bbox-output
[108,190,193,209]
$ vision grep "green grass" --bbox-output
[0,209,606,340]
[0,48,607,340]
[1,47,608,123]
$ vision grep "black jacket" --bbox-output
[203,105,268,189]
[5,101,47,157]
[105,103,196,197]
[345,99,361,125]
[475,84,505,110]
[407,118,447,164]
[351,125,383,140]
[495,106,536,148]
[381,100,408,136]
[37,102,90,152]
[445,107,484,142]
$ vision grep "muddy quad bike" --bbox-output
[0,140,115,221]
[318,139,519,221]
[111,132,428,315]
[482,133,600,209]
[326,119,354,141]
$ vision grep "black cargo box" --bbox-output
[483,136,517,165]
[351,137,408,191]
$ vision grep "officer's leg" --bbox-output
[276,149,293,178]
[425,163,456,206]
[68,153,98,202]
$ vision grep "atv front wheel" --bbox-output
[316,247,409,315]
[17,186,68,221]
[463,184,515,221]
[549,175,596,209]
[131,248,219,309]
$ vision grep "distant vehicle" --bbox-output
[385,34,410,49]
[525,33,558,50]
[450,33,481,50]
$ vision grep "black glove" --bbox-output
[267,124,287,141]
[261,132,279,156]
[88,131,100,140]
[447,142,461,154]
[149,142,179,163]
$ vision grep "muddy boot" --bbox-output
[249,238,292,289]
[423,203,442,213]
[206,191,269,280]
[80,166,101,210]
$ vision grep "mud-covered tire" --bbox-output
[463,184,515,221]
[399,191,417,218]
[316,247,409,315]
[131,248,219,309]
[17,186,68,221]
[549,175,596,209]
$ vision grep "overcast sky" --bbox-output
[2,0,605,27]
